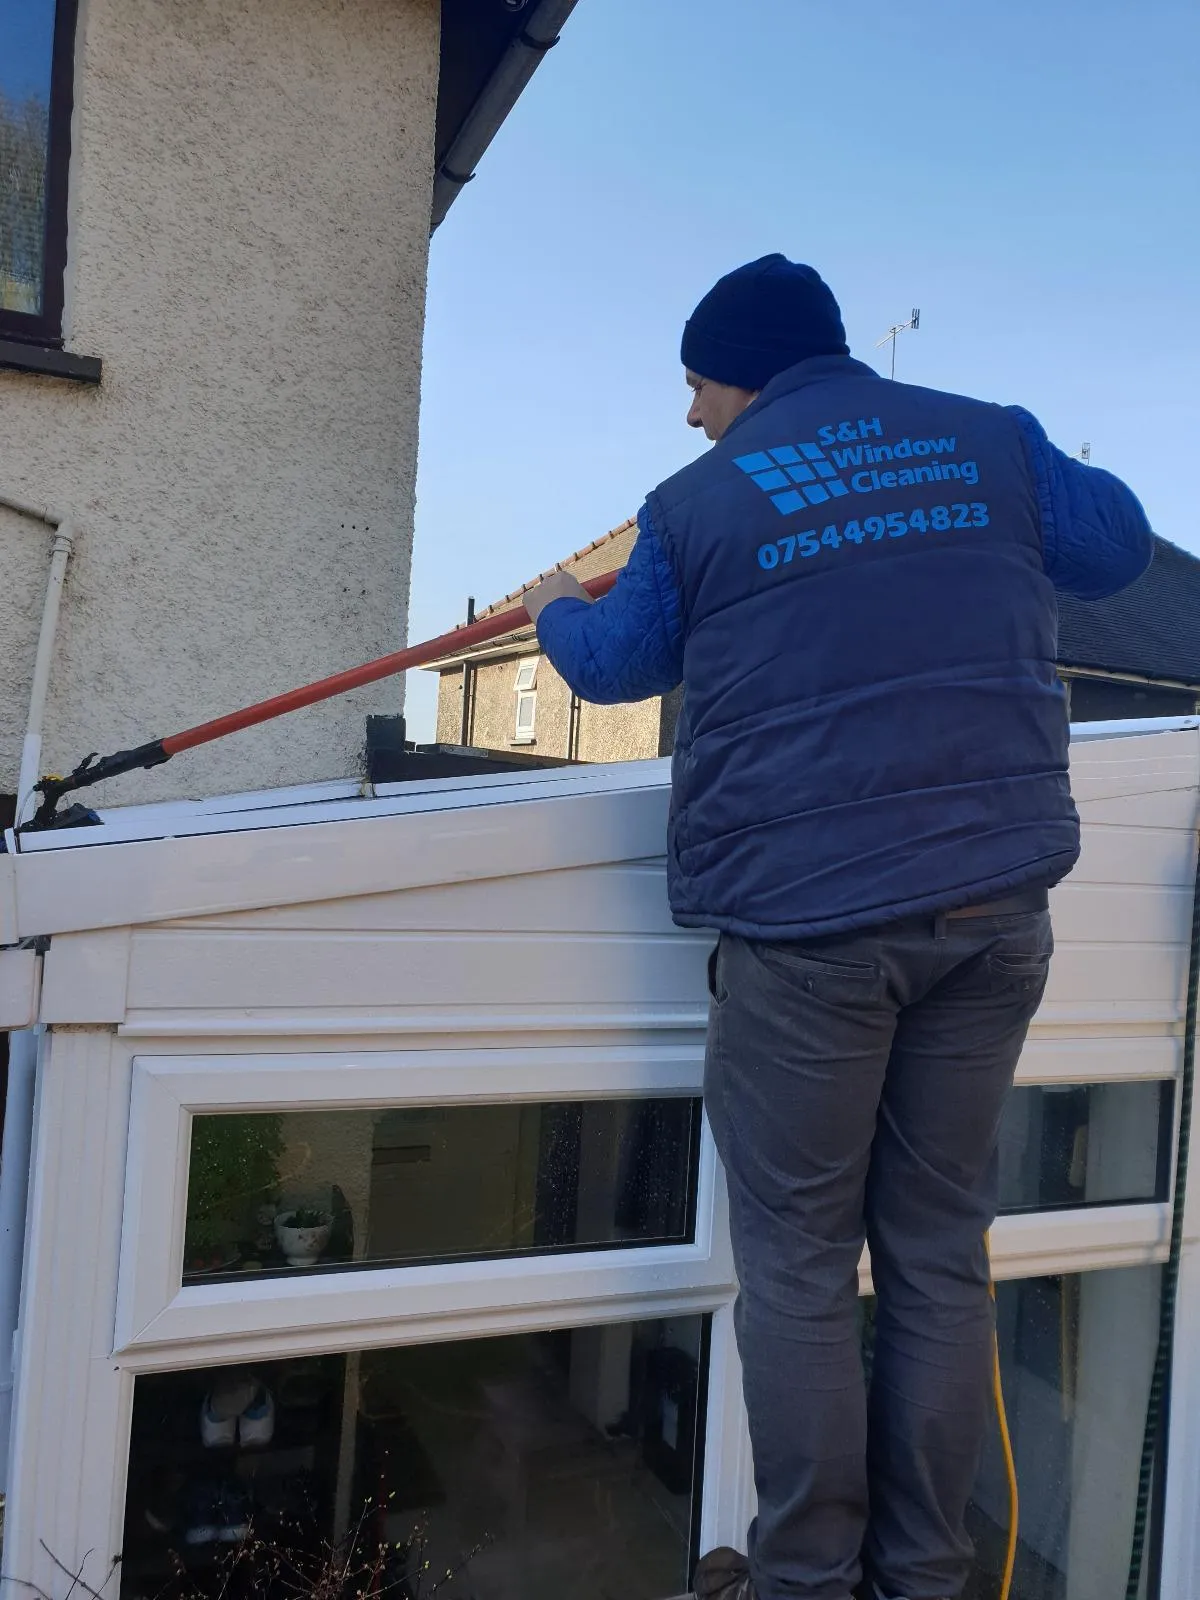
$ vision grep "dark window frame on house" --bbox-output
[0,0,82,353]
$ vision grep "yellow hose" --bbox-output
[986,1236,1019,1600]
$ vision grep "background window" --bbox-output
[514,657,538,741]
[121,1315,710,1599]
[515,690,537,738]
[0,0,77,343]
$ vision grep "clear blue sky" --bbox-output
[406,0,1199,739]
[0,0,54,101]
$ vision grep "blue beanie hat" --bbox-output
[680,254,848,390]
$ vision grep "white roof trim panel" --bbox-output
[7,716,1196,942]
[1069,715,1200,742]
[10,764,672,940]
[0,855,17,946]
[15,761,669,852]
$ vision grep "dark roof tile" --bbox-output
[1058,537,1200,686]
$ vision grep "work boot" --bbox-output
[691,1548,891,1600]
[692,1546,757,1598]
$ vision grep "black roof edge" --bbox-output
[433,0,579,231]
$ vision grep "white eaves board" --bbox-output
[10,762,671,939]
[7,723,1200,948]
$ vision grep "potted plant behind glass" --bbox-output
[184,1114,284,1273]
[274,1204,334,1266]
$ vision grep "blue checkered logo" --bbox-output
[732,443,851,514]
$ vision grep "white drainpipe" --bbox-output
[0,494,73,1491]
[0,493,77,826]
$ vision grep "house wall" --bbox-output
[435,648,664,762]
[473,651,571,753]
[434,668,464,744]
[0,0,440,804]
[441,650,1200,771]
[576,695,662,763]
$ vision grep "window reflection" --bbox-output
[184,1099,702,1283]
[998,1082,1170,1214]
[0,0,56,316]
[863,1265,1162,1599]
[121,1316,709,1599]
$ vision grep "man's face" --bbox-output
[685,370,760,441]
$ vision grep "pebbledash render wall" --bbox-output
[0,0,439,804]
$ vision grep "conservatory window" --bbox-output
[183,1098,703,1283]
[120,1314,710,1600]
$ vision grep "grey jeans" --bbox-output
[703,907,1053,1600]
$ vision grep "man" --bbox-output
[524,255,1153,1600]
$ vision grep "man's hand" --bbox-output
[523,569,592,624]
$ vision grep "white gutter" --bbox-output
[431,0,580,228]
[1061,664,1200,695]
[420,630,538,672]
[0,494,76,827]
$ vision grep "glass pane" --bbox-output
[516,690,536,730]
[120,1315,709,1599]
[971,1267,1162,1599]
[861,1265,1163,1600]
[0,0,56,316]
[184,1099,701,1283]
[997,1081,1171,1214]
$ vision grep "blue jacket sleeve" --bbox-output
[535,504,685,704]
[1008,406,1154,600]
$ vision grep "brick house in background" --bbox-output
[429,530,1200,762]
[429,519,682,763]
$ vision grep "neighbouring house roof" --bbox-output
[435,0,580,228]
[1058,537,1200,687]
[424,517,638,668]
[430,519,1200,689]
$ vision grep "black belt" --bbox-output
[944,886,1050,920]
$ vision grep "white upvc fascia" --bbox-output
[111,1011,1186,1079]
[115,1009,709,1040]
[1015,1032,1181,1083]
[420,632,538,672]
[123,1043,707,1111]
[16,758,670,853]
[0,853,18,945]
[14,779,672,938]
[1069,716,1200,742]
[0,946,41,1029]
[120,1247,736,1365]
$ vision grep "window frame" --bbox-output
[513,656,539,742]
[0,0,79,348]
[514,689,537,740]
[114,1044,730,1355]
